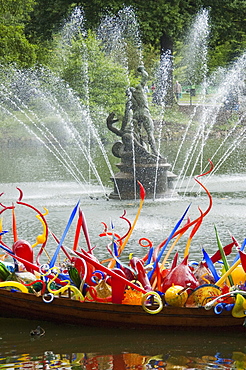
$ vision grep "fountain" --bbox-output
[0,6,245,204]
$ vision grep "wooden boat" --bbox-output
[0,288,245,329]
[0,178,246,330]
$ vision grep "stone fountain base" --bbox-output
[110,160,176,199]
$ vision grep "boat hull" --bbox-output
[0,289,245,329]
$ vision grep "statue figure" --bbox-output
[129,65,159,156]
[107,65,161,160]
[106,65,174,199]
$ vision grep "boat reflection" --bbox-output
[0,350,246,370]
[0,312,245,370]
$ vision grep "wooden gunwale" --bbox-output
[0,289,245,329]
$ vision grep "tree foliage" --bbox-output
[50,30,129,115]
[0,0,37,66]
[25,0,76,42]
[0,0,245,75]
[204,0,246,68]
[0,25,37,66]
[24,0,246,71]
[0,0,35,22]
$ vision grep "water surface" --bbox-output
[0,140,245,369]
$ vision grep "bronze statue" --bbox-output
[106,65,174,199]
[130,65,159,156]
[107,65,160,160]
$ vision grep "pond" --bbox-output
[0,137,245,369]
[0,317,246,370]
[0,137,245,259]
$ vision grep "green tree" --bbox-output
[0,0,35,21]
[50,30,129,115]
[7,0,245,74]
[26,0,201,51]
[0,25,37,66]
[0,0,37,66]
[25,0,76,42]
[204,0,246,68]
[25,0,246,71]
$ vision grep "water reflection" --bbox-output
[2,352,246,370]
[0,138,246,187]
[0,318,245,370]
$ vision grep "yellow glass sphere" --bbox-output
[230,266,246,285]
[165,285,188,307]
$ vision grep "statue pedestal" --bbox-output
[110,160,176,199]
